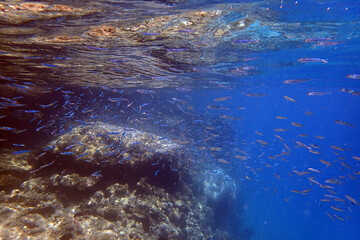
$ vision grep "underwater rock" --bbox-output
[0,122,237,239]
[48,122,185,168]
[201,168,237,206]
[50,173,98,190]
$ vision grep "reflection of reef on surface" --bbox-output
[0,122,241,239]
[0,1,93,24]
[0,1,299,89]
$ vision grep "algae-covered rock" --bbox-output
[49,122,184,168]
[0,122,236,239]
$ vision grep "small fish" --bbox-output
[214,96,232,102]
[321,199,332,202]
[13,143,25,147]
[139,103,150,110]
[171,98,184,103]
[173,139,191,144]
[217,159,230,164]
[334,214,344,221]
[0,76,16,82]
[246,93,267,97]
[283,143,291,152]
[325,212,335,221]
[77,152,88,158]
[60,152,75,155]
[345,195,359,205]
[352,156,360,161]
[108,98,128,102]
[340,88,354,94]
[29,160,56,174]
[309,149,320,155]
[339,161,351,169]
[256,140,268,145]
[320,159,332,167]
[107,132,120,135]
[65,144,75,150]
[296,141,310,149]
[210,147,221,151]
[331,206,344,212]
[12,150,30,154]
[307,91,332,96]
[0,126,15,131]
[276,116,287,119]
[175,87,192,92]
[346,74,360,79]
[0,97,18,103]
[274,128,289,132]
[137,89,155,94]
[206,104,229,110]
[284,96,297,102]
[309,144,319,148]
[293,170,310,176]
[220,115,242,121]
[40,101,58,108]
[298,58,328,63]
[91,170,102,178]
[274,135,283,141]
[274,173,280,180]
[308,167,321,173]
[155,170,160,176]
[331,145,345,151]
[291,190,309,195]
[178,29,194,33]
[37,152,46,158]
[41,63,60,68]
[283,79,309,84]
[291,122,304,127]
[335,120,355,127]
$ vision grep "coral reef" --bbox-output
[0,122,235,239]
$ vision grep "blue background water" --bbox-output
[187,1,360,239]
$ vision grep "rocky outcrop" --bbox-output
[0,122,235,239]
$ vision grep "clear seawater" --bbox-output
[0,0,359,239]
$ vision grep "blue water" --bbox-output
[186,1,360,238]
[0,0,359,239]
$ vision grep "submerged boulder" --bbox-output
[49,122,184,168]
[0,122,238,239]
[202,168,237,207]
